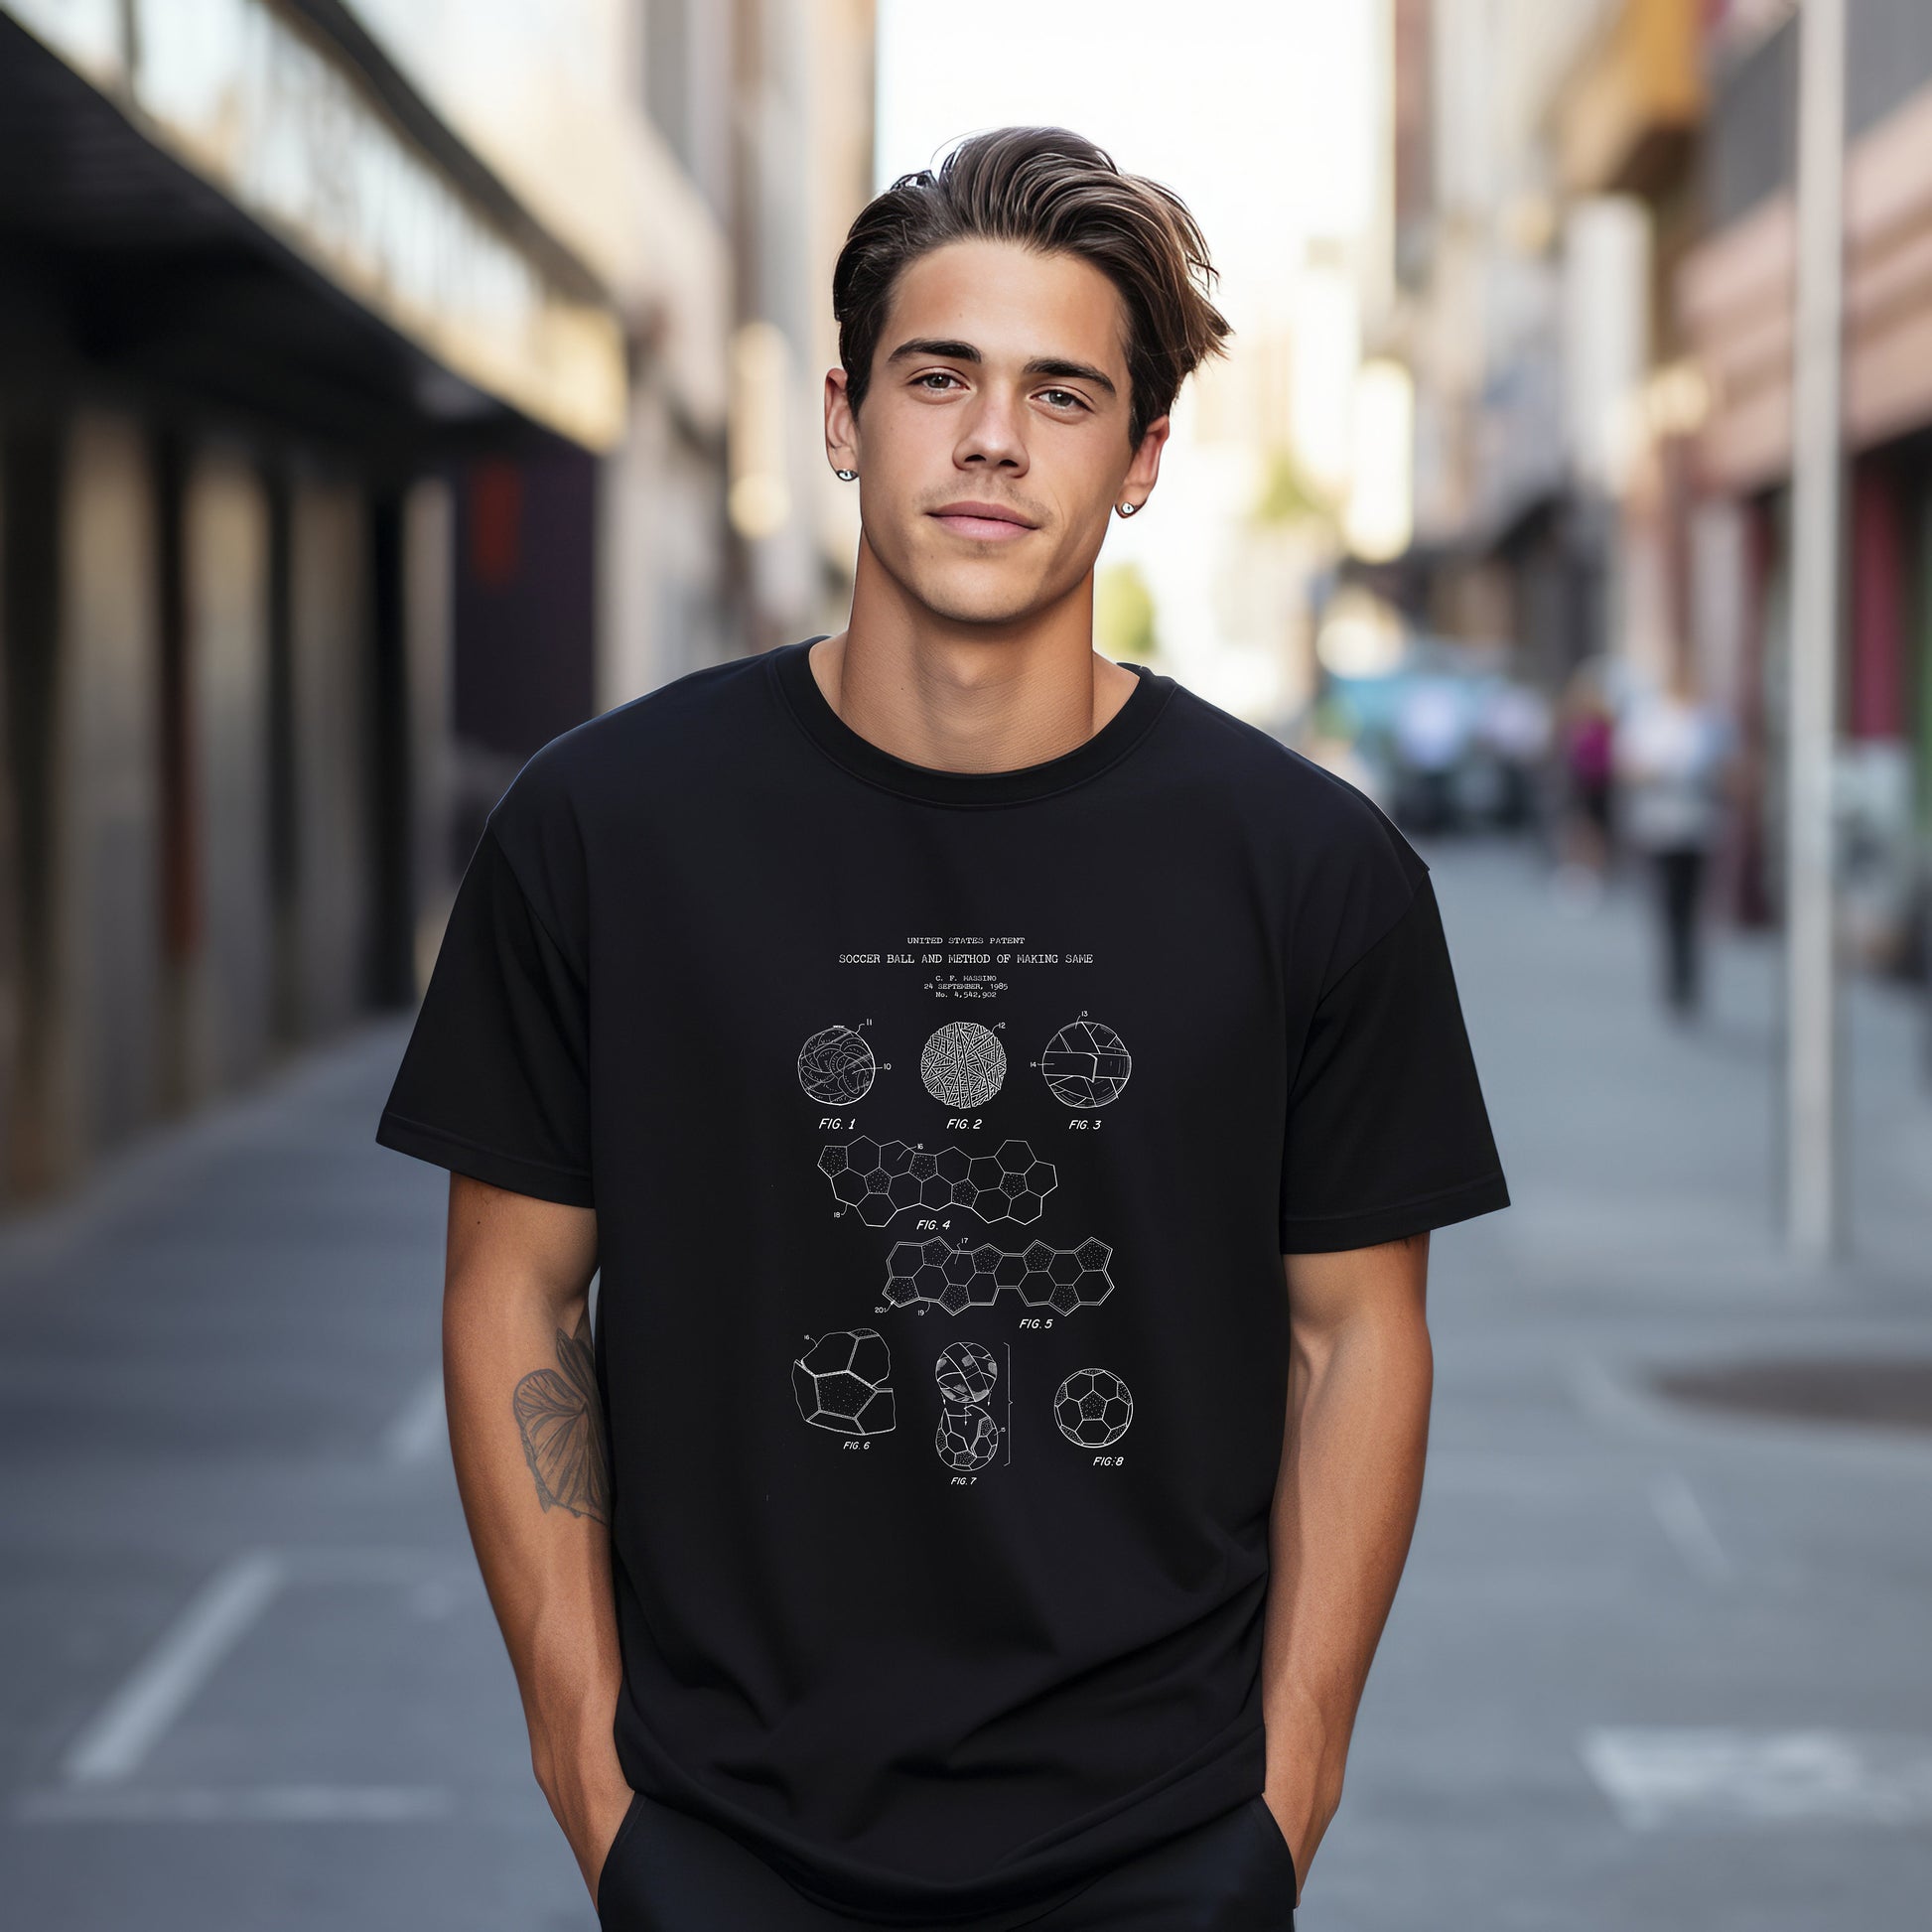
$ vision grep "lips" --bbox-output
[928,501,1037,541]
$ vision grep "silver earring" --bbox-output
[1117,501,1139,516]
[835,468,858,482]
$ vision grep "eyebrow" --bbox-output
[884,337,1119,398]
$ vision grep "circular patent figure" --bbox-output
[920,1022,1006,1108]
[936,1404,1000,1471]
[1040,1019,1132,1109]
[934,1339,998,1407]
[1053,1367,1134,1449]
[797,1025,876,1104]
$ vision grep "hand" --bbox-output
[1260,1779,1318,1906]
[585,1779,636,1911]
[537,1741,635,1907]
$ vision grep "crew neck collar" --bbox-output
[767,635,1175,808]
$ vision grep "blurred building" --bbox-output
[1371,0,1707,688]
[1376,0,1931,978]
[1372,0,1623,693]
[361,0,876,835]
[1679,0,1932,963]
[0,0,876,1210]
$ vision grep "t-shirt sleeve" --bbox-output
[373,822,594,1207]
[1278,871,1508,1253]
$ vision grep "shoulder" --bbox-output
[487,650,772,838]
[1164,681,1426,883]
[1160,681,1429,981]
[481,650,774,925]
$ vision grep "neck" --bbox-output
[810,534,1140,773]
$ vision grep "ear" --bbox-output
[1117,413,1171,515]
[825,365,860,476]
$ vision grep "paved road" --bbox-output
[2,837,1927,1929]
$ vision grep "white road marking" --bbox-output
[17,1785,453,1824]
[380,1368,447,1467]
[1582,1728,1932,1829]
[1568,1357,1663,1434]
[61,1552,285,1785]
[1648,1471,1732,1584]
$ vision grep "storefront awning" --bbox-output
[1,0,626,452]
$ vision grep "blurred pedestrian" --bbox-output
[1552,660,1616,907]
[1393,676,1468,832]
[1477,679,1553,829]
[1615,664,1734,1018]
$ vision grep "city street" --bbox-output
[2,838,1928,1931]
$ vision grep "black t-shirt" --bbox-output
[375,637,1509,1924]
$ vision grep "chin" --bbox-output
[920,594,1048,629]
[901,564,1058,628]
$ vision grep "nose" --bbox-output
[953,385,1029,475]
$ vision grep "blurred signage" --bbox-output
[7,0,626,450]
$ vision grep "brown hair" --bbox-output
[833,126,1232,448]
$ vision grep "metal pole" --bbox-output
[1786,0,1847,1260]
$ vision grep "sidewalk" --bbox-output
[0,1027,589,1929]
[0,838,1927,1930]
[1325,838,1932,1932]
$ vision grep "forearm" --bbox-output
[441,1175,629,1898]
[1262,1249,1433,1889]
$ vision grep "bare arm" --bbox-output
[1260,1232,1434,1900]
[442,1172,632,1906]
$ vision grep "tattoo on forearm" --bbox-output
[511,1311,612,1524]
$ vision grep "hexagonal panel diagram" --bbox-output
[792,1327,897,1437]
[818,1138,1056,1227]
[883,1236,1114,1316]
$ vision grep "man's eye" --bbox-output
[916,371,960,391]
[1040,389,1084,411]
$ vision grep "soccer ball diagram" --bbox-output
[797,1025,877,1104]
[931,1342,1002,1470]
[919,1021,1007,1107]
[935,1405,1001,1471]
[934,1340,998,1407]
[1039,1019,1132,1109]
[1053,1367,1134,1449]
[792,1328,896,1437]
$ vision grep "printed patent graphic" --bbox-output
[818,1136,1057,1226]
[932,1343,1004,1471]
[1053,1367,1133,1448]
[797,1025,877,1104]
[919,1021,1006,1107]
[1039,1018,1132,1108]
[885,1235,1114,1316]
[792,1327,897,1436]
[935,1405,1001,1470]
[934,1339,999,1406]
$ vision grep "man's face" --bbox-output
[827,238,1168,627]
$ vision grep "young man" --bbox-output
[377,127,1509,1930]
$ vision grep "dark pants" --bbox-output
[1651,845,1708,1013]
[597,1788,1299,1932]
